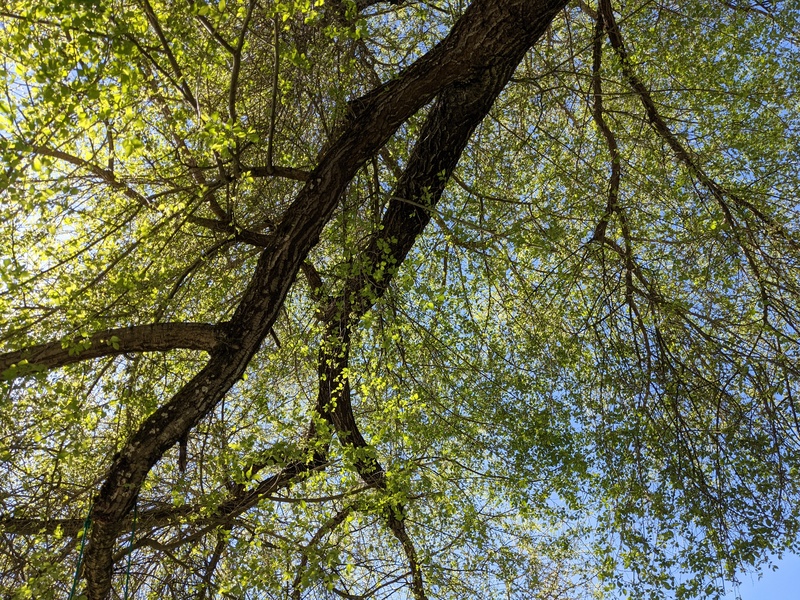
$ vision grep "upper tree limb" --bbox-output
[0,322,225,380]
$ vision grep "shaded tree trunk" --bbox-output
[80,0,569,596]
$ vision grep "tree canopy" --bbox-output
[1,0,799,598]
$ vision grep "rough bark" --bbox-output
[69,0,569,596]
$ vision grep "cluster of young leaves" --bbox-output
[1,0,799,599]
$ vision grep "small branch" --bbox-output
[186,215,272,246]
[291,507,354,600]
[191,5,235,54]
[575,0,597,19]
[197,15,235,52]
[137,61,218,216]
[228,0,256,124]
[331,587,367,600]
[204,188,229,221]
[353,0,402,11]
[140,0,200,112]
[599,0,777,322]
[300,261,325,300]
[118,26,186,97]
[198,527,230,599]
[154,239,234,321]
[266,486,370,504]
[33,145,151,207]
[245,164,311,181]
[214,457,330,521]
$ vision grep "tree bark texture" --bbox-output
[0,0,570,596]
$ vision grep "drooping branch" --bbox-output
[0,322,225,380]
[587,7,652,360]
[598,0,799,325]
[599,0,726,198]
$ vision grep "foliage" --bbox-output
[1,0,799,598]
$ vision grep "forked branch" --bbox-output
[80,1,569,596]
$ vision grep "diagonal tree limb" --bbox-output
[227,0,256,127]
[32,145,151,207]
[81,1,568,596]
[139,0,200,113]
[197,526,231,599]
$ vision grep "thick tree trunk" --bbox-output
[78,0,569,596]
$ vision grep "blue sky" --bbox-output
[723,553,800,600]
